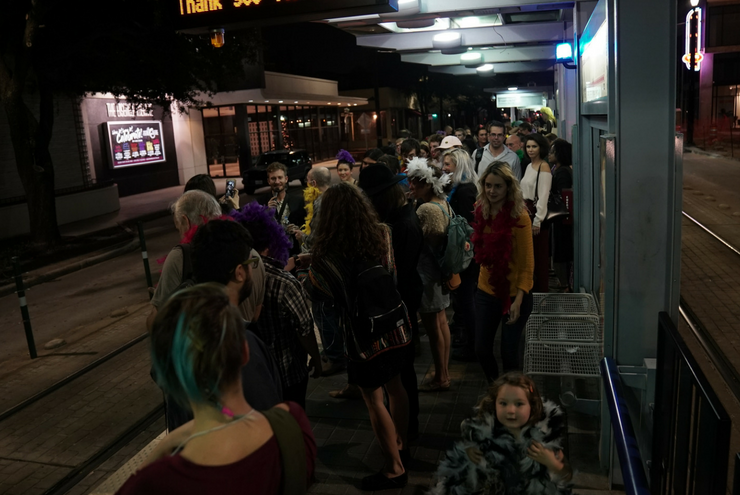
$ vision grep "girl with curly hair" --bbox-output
[304,182,412,491]
[430,372,572,495]
[472,163,534,382]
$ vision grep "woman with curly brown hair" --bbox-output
[304,182,412,491]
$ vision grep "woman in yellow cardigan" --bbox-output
[471,162,535,382]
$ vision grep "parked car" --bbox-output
[242,150,313,195]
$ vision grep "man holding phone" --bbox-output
[260,162,305,254]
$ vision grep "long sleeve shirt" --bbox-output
[478,211,534,297]
[520,164,552,228]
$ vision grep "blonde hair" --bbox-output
[443,148,479,187]
[476,162,524,219]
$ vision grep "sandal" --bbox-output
[418,380,451,392]
[329,385,362,400]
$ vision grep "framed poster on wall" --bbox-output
[105,121,166,169]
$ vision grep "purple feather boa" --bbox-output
[230,201,292,266]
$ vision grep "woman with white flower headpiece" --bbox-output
[407,157,454,392]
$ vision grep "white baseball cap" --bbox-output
[438,136,463,149]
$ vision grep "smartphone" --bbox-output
[225,180,235,198]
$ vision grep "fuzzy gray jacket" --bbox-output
[429,401,571,495]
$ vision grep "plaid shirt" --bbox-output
[253,256,314,388]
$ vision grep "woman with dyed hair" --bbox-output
[117,284,316,495]
[336,149,358,185]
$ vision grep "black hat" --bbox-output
[358,164,405,197]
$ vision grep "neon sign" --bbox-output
[682,7,703,72]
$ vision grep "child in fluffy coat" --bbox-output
[430,372,572,495]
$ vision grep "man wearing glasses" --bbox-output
[472,121,522,180]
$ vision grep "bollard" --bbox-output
[137,222,153,300]
[12,257,37,359]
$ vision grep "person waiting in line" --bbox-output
[505,133,525,162]
[399,138,420,172]
[117,284,314,495]
[518,121,533,135]
[428,133,444,167]
[232,204,322,410]
[360,148,385,171]
[184,174,239,214]
[304,183,412,490]
[521,133,552,294]
[454,128,466,141]
[472,163,534,382]
[295,167,331,252]
[359,164,424,440]
[260,162,304,235]
[548,139,574,292]
[444,125,454,136]
[147,190,222,332]
[336,149,357,185]
[420,142,430,159]
[441,149,480,363]
[407,157,453,392]
[437,135,464,154]
[475,126,488,150]
[162,219,283,432]
[462,135,477,155]
[472,121,521,179]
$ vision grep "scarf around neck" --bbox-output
[471,201,521,314]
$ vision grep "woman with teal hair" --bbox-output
[116,283,316,494]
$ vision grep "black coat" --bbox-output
[386,202,423,312]
[448,182,477,224]
[551,166,573,263]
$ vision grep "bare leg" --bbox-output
[421,311,450,385]
[384,374,409,451]
[437,310,451,381]
[361,385,405,477]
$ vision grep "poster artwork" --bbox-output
[106,121,166,169]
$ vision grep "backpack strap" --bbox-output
[177,243,193,285]
[432,200,454,223]
[474,147,484,173]
[262,407,308,495]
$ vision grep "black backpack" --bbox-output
[349,260,409,350]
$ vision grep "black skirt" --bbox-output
[347,343,409,389]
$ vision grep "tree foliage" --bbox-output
[0,0,259,247]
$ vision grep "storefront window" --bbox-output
[202,106,239,177]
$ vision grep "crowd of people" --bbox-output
[118,113,575,494]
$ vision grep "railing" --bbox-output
[652,312,731,495]
[600,357,651,495]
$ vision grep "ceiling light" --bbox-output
[379,18,449,33]
[248,99,253,102]
[476,64,494,72]
[461,52,482,63]
[556,42,573,61]
[294,101,298,103]
[456,16,480,28]
[508,87,518,91]
[278,100,284,103]
[432,31,462,50]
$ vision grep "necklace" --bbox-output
[170,408,257,456]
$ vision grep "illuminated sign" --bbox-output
[682,7,703,72]
[174,0,398,33]
[106,121,166,169]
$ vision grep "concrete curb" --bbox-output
[686,147,725,159]
[0,239,140,298]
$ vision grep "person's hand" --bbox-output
[297,253,312,268]
[267,196,279,209]
[532,225,541,236]
[507,299,521,325]
[465,447,484,464]
[284,257,296,272]
[308,355,322,378]
[527,442,563,471]
[219,194,239,210]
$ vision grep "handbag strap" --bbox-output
[262,407,308,495]
[532,164,542,203]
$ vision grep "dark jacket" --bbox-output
[258,187,306,228]
[448,182,478,224]
[386,202,424,310]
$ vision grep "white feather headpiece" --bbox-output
[406,157,452,198]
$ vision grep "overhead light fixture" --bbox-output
[556,42,573,61]
[294,101,298,103]
[461,52,482,68]
[396,19,436,29]
[278,100,284,103]
[379,18,449,33]
[432,31,462,50]
[476,64,494,72]
[508,87,518,91]
[456,16,480,28]
[690,0,699,5]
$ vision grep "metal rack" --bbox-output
[532,293,599,315]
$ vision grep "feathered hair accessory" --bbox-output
[230,202,292,266]
[406,157,452,198]
[336,149,355,164]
